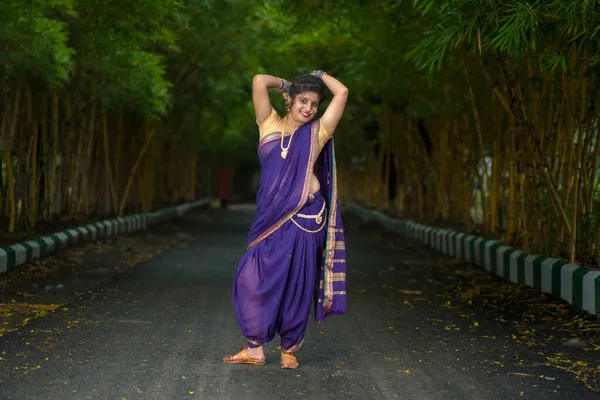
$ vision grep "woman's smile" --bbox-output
[291,92,320,121]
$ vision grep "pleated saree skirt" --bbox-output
[233,192,326,353]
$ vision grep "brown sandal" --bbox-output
[223,348,266,366]
[280,352,298,369]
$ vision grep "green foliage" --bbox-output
[409,0,600,71]
[3,0,600,151]
[0,1,74,84]
[0,0,434,155]
[69,0,187,116]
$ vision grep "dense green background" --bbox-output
[3,0,600,265]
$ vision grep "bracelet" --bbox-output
[311,70,325,79]
[275,78,291,93]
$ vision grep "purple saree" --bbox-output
[232,119,346,352]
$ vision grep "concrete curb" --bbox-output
[0,199,211,275]
[345,201,600,318]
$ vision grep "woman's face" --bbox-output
[288,91,320,123]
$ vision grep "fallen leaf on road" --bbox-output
[507,372,536,377]
[401,290,422,295]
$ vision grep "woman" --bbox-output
[223,70,349,369]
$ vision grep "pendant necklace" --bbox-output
[280,117,298,159]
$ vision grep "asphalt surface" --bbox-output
[0,205,598,400]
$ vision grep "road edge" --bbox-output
[345,201,600,318]
[0,199,212,276]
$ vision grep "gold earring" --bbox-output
[285,103,290,113]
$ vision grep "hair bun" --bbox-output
[289,74,326,102]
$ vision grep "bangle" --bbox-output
[275,78,291,93]
[311,70,325,79]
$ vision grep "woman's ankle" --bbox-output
[246,346,263,354]
[247,340,263,349]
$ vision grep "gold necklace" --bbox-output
[280,117,300,159]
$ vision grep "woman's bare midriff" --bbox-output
[309,173,320,194]
[308,146,325,194]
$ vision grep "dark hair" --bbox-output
[289,74,326,103]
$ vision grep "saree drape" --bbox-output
[233,119,346,351]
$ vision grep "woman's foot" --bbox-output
[223,346,266,365]
[280,352,299,369]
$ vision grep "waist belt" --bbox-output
[291,201,326,233]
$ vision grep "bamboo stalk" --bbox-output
[118,122,157,216]
[530,155,548,254]
[549,93,565,180]
[518,173,530,252]
[375,132,386,208]
[9,85,21,149]
[63,97,75,214]
[532,141,572,235]
[68,106,86,218]
[5,151,15,232]
[567,59,591,261]
[6,85,21,229]
[144,148,155,212]
[479,58,516,124]
[561,72,576,208]
[49,90,59,216]
[17,115,28,229]
[80,102,97,215]
[489,139,500,233]
[27,85,38,227]
[115,107,124,201]
[41,92,50,219]
[102,112,118,213]
[527,58,541,132]
[506,129,518,243]
[383,139,391,209]
[190,155,197,200]
[569,151,584,262]
[0,95,9,151]
[587,124,600,215]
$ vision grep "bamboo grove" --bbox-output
[269,1,600,266]
[4,0,600,267]
[401,0,600,266]
[1,90,199,228]
[0,0,255,234]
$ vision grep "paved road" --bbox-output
[0,206,597,399]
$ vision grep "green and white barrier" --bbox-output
[0,199,211,275]
[346,202,600,318]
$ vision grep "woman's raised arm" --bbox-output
[252,74,288,124]
[316,72,349,135]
